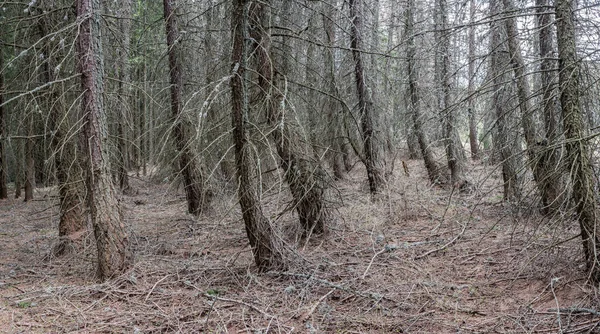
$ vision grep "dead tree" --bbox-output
[76,0,132,280]
[490,0,522,201]
[0,44,7,199]
[349,0,385,195]
[406,0,447,184]
[164,0,211,215]
[250,1,328,235]
[231,0,287,271]
[40,5,86,255]
[555,0,600,283]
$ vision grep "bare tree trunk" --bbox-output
[251,1,328,235]
[406,0,447,184]
[503,0,558,208]
[24,112,35,202]
[0,46,7,199]
[467,0,479,160]
[231,0,287,271]
[555,0,600,283]
[116,0,132,194]
[322,0,345,180]
[536,0,566,214]
[40,7,86,255]
[349,0,385,195]
[437,0,468,189]
[77,0,132,280]
[164,0,210,216]
[490,0,521,201]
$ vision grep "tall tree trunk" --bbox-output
[251,1,328,235]
[437,0,468,188]
[40,6,86,255]
[406,0,447,184]
[231,0,287,271]
[116,0,132,194]
[490,0,521,201]
[322,0,345,180]
[555,0,600,283]
[0,45,7,199]
[503,0,559,209]
[467,0,479,160]
[164,0,210,216]
[77,0,132,280]
[24,111,35,202]
[536,0,566,214]
[349,0,385,195]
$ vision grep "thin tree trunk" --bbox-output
[536,0,566,214]
[77,0,132,280]
[406,0,447,184]
[322,0,345,180]
[437,0,468,188]
[40,7,86,255]
[231,0,287,271]
[555,0,600,283]
[349,0,385,195]
[467,0,479,160]
[24,112,35,202]
[503,0,556,206]
[117,0,132,194]
[251,1,328,235]
[164,0,210,215]
[490,0,521,201]
[0,45,7,199]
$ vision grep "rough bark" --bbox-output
[231,0,287,271]
[406,0,447,184]
[116,0,133,194]
[536,0,566,214]
[77,0,132,280]
[349,0,385,195]
[490,0,522,201]
[437,0,468,188]
[467,0,479,160]
[164,0,210,215]
[40,6,86,255]
[24,111,35,202]
[503,0,560,209]
[322,1,345,180]
[0,46,7,199]
[555,0,600,283]
[251,1,328,235]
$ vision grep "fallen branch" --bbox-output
[548,308,600,317]
[362,248,387,279]
[415,221,467,260]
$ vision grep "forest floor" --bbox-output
[0,153,599,333]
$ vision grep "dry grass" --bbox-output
[0,155,599,333]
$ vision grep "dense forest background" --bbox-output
[1,0,600,332]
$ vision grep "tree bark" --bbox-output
[231,0,287,271]
[116,0,133,194]
[164,0,211,216]
[24,111,35,202]
[40,5,86,255]
[490,0,522,201]
[406,0,447,184]
[437,0,468,188]
[251,1,328,235]
[349,0,385,195]
[535,0,566,214]
[555,0,600,283]
[77,0,132,280]
[0,45,7,199]
[467,0,479,160]
[322,0,345,180]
